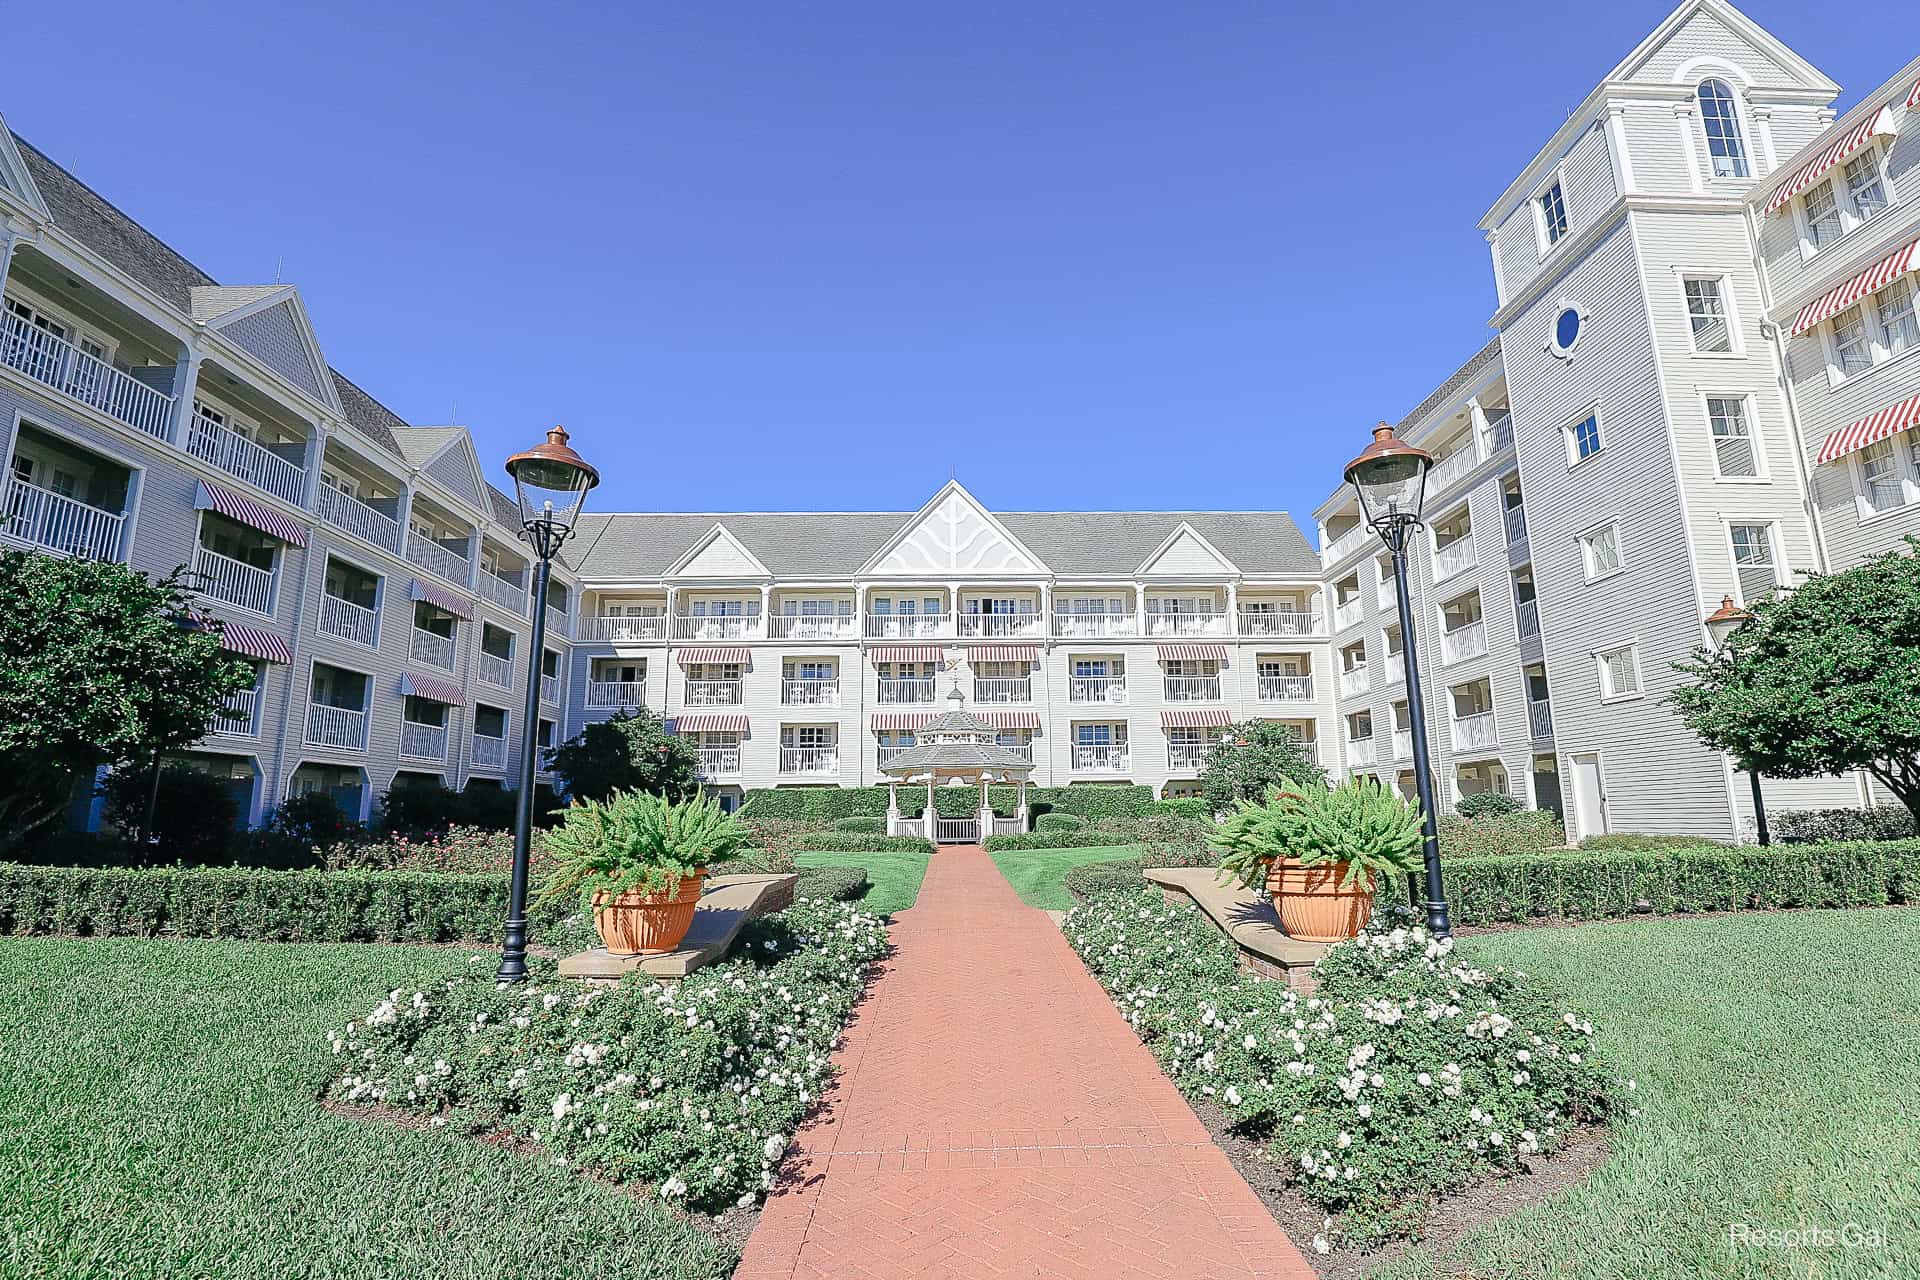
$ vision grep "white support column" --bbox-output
[1673,102,1705,194]
[855,582,869,637]
[924,777,937,841]
[0,230,17,300]
[395,486,416,554]
[302,425,328,511]
[168,347,205,448]
[759,584,772,637]
[1134,582,1147,636]
[1224,582,1238,637]
[466,527,483,589]
[1039,581,1053,637]
[1603,103,1637,194]
[1016,777,1028,827]
[978,774,992,838]
[1466,397,1491,458]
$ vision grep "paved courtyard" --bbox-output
[736,844,1315,1280]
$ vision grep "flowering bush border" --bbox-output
[1063,886,1629,1246]
[326,895,889,1214]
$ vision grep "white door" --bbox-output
[1570,753,1606,839]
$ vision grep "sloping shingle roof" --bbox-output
[1395,336,1503,434]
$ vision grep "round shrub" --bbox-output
[1035,813,1085,832]
[1455,791,1524,819]
[833,816,886,834]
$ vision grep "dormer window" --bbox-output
[1697,80,1749,180]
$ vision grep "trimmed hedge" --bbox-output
[1034,813,1085,832]
[984,830,1141,852]
[832,816,887,834]
[793,865,870,902]
[793,833,936,854]
[1437,811,1567,859]
[739,784,1154,823]
[1578,833,1726,852]
[1770,805,1916,845]
[1149,797,1214,821]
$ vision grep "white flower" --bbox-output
[660,1176,688,1198]
[1311,1235,1331,1255]
[763,1135,787,1161]
[1223,1086,1242,1106]
[1356,1103,1371,1119]
[552,1093,574,1121]
[1417,1072,1432,1087]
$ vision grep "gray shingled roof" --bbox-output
[1394,336,1503,434]
[326,371,408,461]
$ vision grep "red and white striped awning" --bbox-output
[400,672,466,705]
[675,647,748,666]
[408,578,472,620]
[215,619,292,664]
[1162,708,1234,728]
[1816,393,1920,464]
[673,713,748,734]
[964,644,1038,663]
[869,644,945,662]
[1791,236,1920,335]
[1909,78,1920,109]
[194,479,307,548]
[871,712,936,730]
[978,710,1040,729]
[1764,107,1897,215]
[1156,644,1228,662]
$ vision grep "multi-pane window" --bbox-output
[1859,439,1905,512]
[1707,397,1757,477]
[1346,711,1373,742]
[1878,279,1919,357]
[1580,524,1622,579]
[1684,277,1732,352]
[1831,305,1874,375]
[1843,154,1888,222]
[1729,524,1778,603]
[1597,645,1641,700]
[1538,181,1568,246]
[1802,182,1843,248]
[1697,79,1749,179]
[1567,414,1602,463]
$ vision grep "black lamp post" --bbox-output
[496,426,599,983]
[1704,594,1770,847]
[1343,422,1451,939]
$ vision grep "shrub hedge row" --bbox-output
[792,833,937,854]
[1769,805,1916,845]
[1436,811,1567,859]
[832,816,887,834]
[984,830,1147,852]
[738,784,1154,822]
[1034,813,1085,832]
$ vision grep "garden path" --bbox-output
[735,844,1316,1280]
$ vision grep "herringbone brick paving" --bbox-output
[735,844,1315,1279]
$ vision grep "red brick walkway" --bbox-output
[736,845,1316,1280]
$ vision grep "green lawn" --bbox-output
[794,849,930,917]
[1372,908,1920,1279]
[989,844,1144,910]
[0,937,732,1280]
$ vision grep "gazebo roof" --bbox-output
[881,688,1035,778]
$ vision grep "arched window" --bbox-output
[1697,79,1749,179]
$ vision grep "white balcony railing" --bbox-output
[192,547,274,615]
[685,679,743,706]
[865,612,947,639]
[540,674,559,704]
[1346,736,1377,767]
[1165,675,1222,702]
[1167,743,1210,772]
[1485,412,1515,455]
[306,703,367,750]
[999,742,1034,763]
[410,627,456,671]
[319,594,378,647]
[472,733,508,768]
[877,743,915,768]
[1528,699,1554,740]
[1383,652,1406,686]
[1,311,174,439]
[1238,609,1322,637]
[1069,676,1127,704]
[1427,445,1480,494]
[782,678,841,706]
[477,651,512,688]
[1503,504,1528,548]
[583,614,666,643]
[399,720,448,762]
[1440,620,1487,664]
[1053,612,1136,638]
[1258,674,1312,701]
[672,613,755,640]
[972,678,1031,703]
[1323,525,1370,564]
[3,477,124,560]
[1516,599,1540,639]
[699,745,742,776]
[186,415,306,506]
[779,747,838,775]
[767,613,858,640]
[1144,612,1227,637]
[956,613,1044,638]
[406,531,469,586]
[316,487,402,554]
[1452,711,1498,753]
[1333,598,1364,631]
[1393,728,1413,761]
[477,570,528,616]
[211,686,257,737]
[1071,743,1130,772]
[1432,535,1477,581]
[876,678,935,704]
[545,604,572,640]
[1338,667,1371,699]
[586,680,647,709]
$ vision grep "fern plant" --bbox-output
[1213,778,1425,893]
[536,789,749,912]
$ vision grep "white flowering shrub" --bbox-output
[326,897,888,1213]
[1064,888,1628,1245]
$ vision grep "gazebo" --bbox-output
[882,688,1035,842]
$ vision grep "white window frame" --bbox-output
[1849,434,1920,521]
[1679,272,1741,357]
[1695,78,1751,181]
[1796,143,1900,261]
[1794,180,1845,259]
[1545,300,1588,360]
[1577,519,1625,582]
[1563,407,1605,468]
[1532,169,1570,258]
[1594,643,1644,704]
[1824,303,1877,385]
[1723,519,1784,604]
[1700,391,1767,482]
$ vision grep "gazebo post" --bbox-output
[977,772,993,841]
[1016,776,1028,830]
[924,775,937,842]
[887,779,900,836]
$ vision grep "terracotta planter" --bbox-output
[1265,858,1373,943]
[592,871,708,956]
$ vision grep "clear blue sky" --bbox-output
[1,1,1891,522]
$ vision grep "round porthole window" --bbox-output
[1549,304,1586,358]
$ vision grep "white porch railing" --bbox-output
[211,686,258,737]
[1452,711,1498,753]
[1503,504,1528,548]
[1333,598,1364,631]
[583,614,665,642]
[876,678,935,704]
[1000,742,1034,763]
[472,733,508,768]
[3,477,124,560]
[307,703,367,750]
[1072,743,1129,772]
[1427,445,1480,494]
[410,627,455,671]
[1164,675,1221,701]
[782,678,841,705]
[186,415,306,506]
[1167,743,1210,772]
[545,604,572,640]
[779,747,837,775]
[1069,676,1127,704]
[1440,620,1487,664]
[540,674,559,704]
[1528,699,1554,740]
[477,651,512,688]
[316,487,401,554]
[877,743,914,768]
[672,613,754,640]
[1258,674,1312,701]
[972,677,1030,703]
[935,817,980,843]
[1,311,173,439]
[1338,667,1370,699]
[1433,535,1477,581]
[1346,736,1377,767]
[319,594,378,647]
[477,570,528,616]
[1376,575,1396,611]
[1322,525,1370,564]
[586,680,647,709]
[1053,612,1136,638]
[767,613,857,640]
[1383,652,1406,686]
[865,612,946,639]
[698,746,742,776]
[400,721,448,762]
[1393,728,1412,761]
[1144,612,1227,637]
[192,547,274,615]
[956,613,1043,638]
[992,814,1024,835]
[1516,599,1540,638]
[406,531,469,585]
[1238,609,1322,636]
[1485,411,1515,455]
[685,679,743,706]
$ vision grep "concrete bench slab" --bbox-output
[557,873,798,984]
[1142,868,1332,989]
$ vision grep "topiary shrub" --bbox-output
[1455,791,1523,819]
[793,865,869,901]
[833,816,886,834]
[1035,813,1085,832]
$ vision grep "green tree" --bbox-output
[1198,719,1328,813]
[0,551,254,855]
[548,708,701,804]
[1671,541,1920,827]
[101,763,239,864]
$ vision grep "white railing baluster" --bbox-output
[2,312,174,439]
[2,477,125,560]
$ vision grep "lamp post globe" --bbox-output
[497,426,599,984]
[1341,422,1451,938]
[1702,595,1770,847]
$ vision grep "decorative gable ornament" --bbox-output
[860,481,1048,577]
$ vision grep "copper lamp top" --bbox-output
[1704,594,1751,628]
[505,425,600,490]
[1343,421,1432,485]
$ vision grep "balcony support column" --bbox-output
[1224,582,1238,637]
[466,528,482,590]
[302,425,328,511]
[167,347,205,448]
[923,776,936,841]
[1133,582,1146,636]
[1466,397,1490,459]
[759,584,771,637]
[0,229,16,299]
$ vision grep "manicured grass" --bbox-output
[989,844,1144,910]
[0,937,731,1280]
[794,849,929,917]
[1373,908,1920,1280]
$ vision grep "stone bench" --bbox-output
[557,873,798,985]
[1142,868,1333,991]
